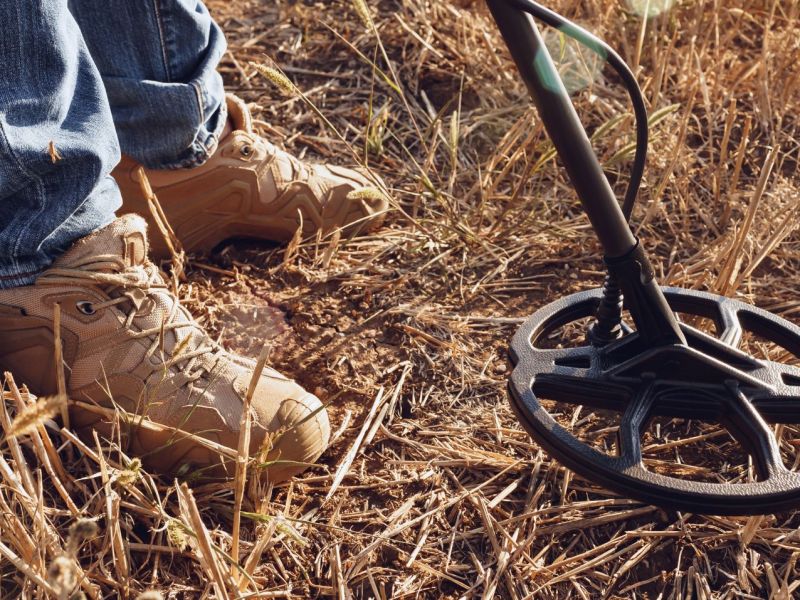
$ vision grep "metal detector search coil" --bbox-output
[489,0,800,514]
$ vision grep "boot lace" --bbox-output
[235,131,312,182]
[39,255,223,382]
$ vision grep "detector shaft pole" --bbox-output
[487,0,633,255]
[487,0,686,346]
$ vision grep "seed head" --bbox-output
[352,0,372,27]
[116,457,142,486]
[250,62,295,97]
[6,394,66,439]
[166,518,189,552]
[346,187,386,203]
[47,555,77,600]
[68,518,99,551]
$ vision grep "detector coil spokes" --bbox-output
[509,287,800,515]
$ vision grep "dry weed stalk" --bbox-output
[231,342,271,582]
[132,165,186,290]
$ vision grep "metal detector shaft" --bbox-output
[487,0,686,346]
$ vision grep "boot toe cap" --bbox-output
[249,374,331,482]
[271,391,330,464]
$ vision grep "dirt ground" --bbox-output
[3,0,800,598]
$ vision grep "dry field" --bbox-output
[3,0,800,598]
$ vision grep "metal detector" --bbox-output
[489,0,800,514]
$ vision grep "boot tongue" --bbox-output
[53,214,149,271]
[226,93,253,133]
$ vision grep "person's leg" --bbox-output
[69,0,388,257]
[67,0,227,169]
[0,3,329,484]
[0,0,121,288]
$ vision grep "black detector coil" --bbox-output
[509,287,800,515]
[487,0,800,514]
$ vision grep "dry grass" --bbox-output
[3,0,800,597]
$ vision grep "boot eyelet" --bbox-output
[239,144,252,157]
[76,301,96,315]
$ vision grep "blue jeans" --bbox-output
[0,0,227,288]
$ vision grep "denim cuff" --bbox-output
[146,88,228,170]
[0,264,45,289]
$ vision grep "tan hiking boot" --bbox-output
[0,215,330,482]
[114,94,389,258]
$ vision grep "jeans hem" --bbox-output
[0,265,45,289]
[143,89,228,170]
